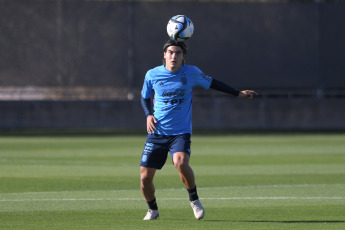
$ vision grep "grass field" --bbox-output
[0,132,344,229]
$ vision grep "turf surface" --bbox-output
[0,133,344,229]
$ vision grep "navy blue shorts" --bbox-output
[140,133,191,170]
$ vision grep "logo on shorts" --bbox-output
[142,143,154,163]
[144,143,153,151]
[142,154,148,162]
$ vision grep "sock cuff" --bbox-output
[147,198,158,210]
[187,186,199,201]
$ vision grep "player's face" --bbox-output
[164,46,184,73]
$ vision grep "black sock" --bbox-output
[147,198,158,210]
[187,186,199,201]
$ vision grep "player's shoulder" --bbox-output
[183,65,212,84]
[145,65,165,79]
[183,64,202,73]
[147,65,161,74]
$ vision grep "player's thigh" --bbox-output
[169,133,191,160]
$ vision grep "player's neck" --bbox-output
[165,64,182,73]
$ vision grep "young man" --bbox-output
[140,39,257,220]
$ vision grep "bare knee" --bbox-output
[141,174,153,186]
[140,167,156,186]
[173,152,190,170]
[174,158,188,170]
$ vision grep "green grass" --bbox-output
[0,132,345,229]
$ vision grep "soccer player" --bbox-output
[140,39,257,220]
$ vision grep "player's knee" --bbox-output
[140,170,154,185]
[140,167,156,186]
[141,175,153,186]
[173,155,189,170]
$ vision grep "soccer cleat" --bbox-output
[190,199,205,220]
[143,209,159,220]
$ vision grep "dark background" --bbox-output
[1,0,344,89]
[0,0,344,130]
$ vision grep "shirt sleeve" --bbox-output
[141,71,153,99]
[141,96,152,117]
[210,78,240,96]
[192,66,213,89]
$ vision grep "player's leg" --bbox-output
[140,166,156,202]
[172,151,195,189]
[140,166,159,220]
[173,151,205,220]
[170,134,205,220]
[139,134,169,220]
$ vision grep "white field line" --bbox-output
[1,197,345,202]
[3,184,344,196]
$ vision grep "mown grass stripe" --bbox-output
[2,183,343,195]
[1,197,345,202]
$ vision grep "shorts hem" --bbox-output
[140,163,163,170]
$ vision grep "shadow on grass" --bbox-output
[245,220,345,223]
[204,220,345,223]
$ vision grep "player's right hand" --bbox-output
[147,115,157,134]
[238,90,258,99]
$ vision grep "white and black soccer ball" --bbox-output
[167,15,194,42]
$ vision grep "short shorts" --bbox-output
[140,133,191,169]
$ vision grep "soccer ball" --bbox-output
[167,15,194,42]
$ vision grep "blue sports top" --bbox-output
[141,64,212,135]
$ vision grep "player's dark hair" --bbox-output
[162,39,188,64]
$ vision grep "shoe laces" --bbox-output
[148,209,158,214]
[191,200,202,211]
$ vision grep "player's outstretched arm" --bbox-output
[210,78,258,99]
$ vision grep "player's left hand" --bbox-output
[238,90,258,99]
